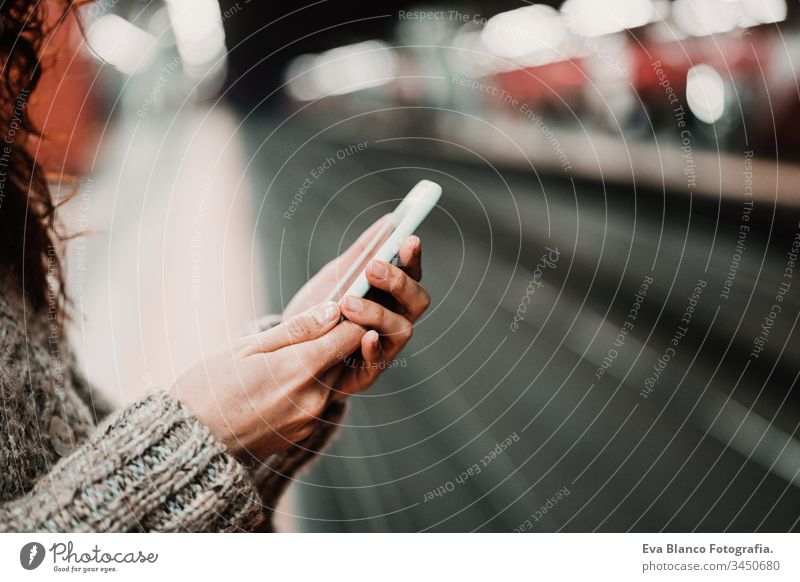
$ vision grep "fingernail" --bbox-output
[313,301,339,325]
[366,330,380,348]
[410,235,421,251]
[369,260,389,280]
[344,295,363,312]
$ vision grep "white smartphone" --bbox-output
[324,179,441,302]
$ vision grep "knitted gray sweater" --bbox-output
[0,290,342,532]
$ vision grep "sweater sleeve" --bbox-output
[0,390,265,532]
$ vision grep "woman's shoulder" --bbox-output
[0,287,64,499]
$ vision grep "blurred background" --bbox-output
[39,0,800,531]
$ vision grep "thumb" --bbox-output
[250,301,341,353]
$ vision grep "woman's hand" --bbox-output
[169,302,366,462]
[330,235,429,399]
[282,216,431,399]
[283,216,430,400]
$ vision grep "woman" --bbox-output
[0,0,430,532]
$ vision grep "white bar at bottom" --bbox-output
[1,533,797,581]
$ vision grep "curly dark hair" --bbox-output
[0,0,88,320]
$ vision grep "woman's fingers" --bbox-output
[289,319,367,374]
[397,235,422,281]
[249,301,341,353]
[361,330,382,363]
[339,295,413,352]
[365,258,430,321]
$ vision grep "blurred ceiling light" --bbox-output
[561,0,662,38]
[285,41,397,101]
[87,14,157,75]
[481,5,566,59]
[450,29,508,77]
[673,0,784,36]
[284,55,320,102]
[739,0,787,24]
[673,0,737,35]
[165,0,226,69]
[686,64,726,123]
